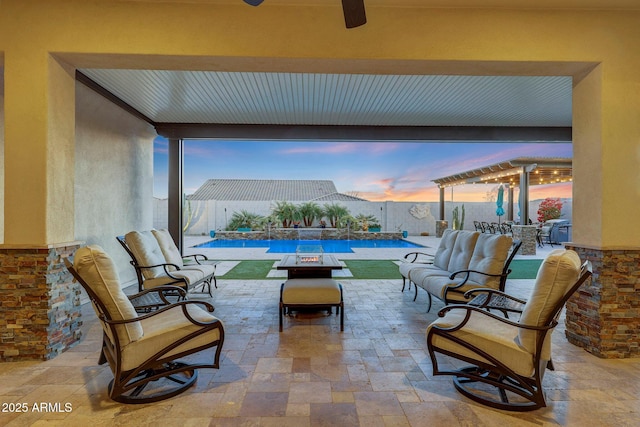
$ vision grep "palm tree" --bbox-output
[323,203,350,228]
[227,210,263,230]
[354,213,379,231]
[298,202,323,227]
[271,200,298,228]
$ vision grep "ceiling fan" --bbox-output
[243,0,367,29]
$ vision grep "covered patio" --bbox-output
[2,237,639,425]
[1,0,640,423]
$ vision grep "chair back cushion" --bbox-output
[125,230,168,279]
[432,229,459,270]
[467,233,513,287]
[517,249,581,355]
[446,230,480,273]
[74,245,143,345]
[152,229,184,269]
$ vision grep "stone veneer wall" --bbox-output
[511,225,538,255]
[565,245,640,359]
[0,243,82,361]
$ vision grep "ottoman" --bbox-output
[279,278,344,332]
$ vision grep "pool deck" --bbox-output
[185,234,555,261]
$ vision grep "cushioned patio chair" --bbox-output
[66,245,225,403]
[118,230,217,296]
[426,249,592,411]
[410,234,521,312]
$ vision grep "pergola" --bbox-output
[432,157,573,223]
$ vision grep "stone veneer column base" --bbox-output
[511,225,537,255]
[435,221,448,238]
[0,242,83,362]
[565,244,640,359]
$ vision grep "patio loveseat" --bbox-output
[118,229,218,296]
[399,229,521,312]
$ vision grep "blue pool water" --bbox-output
[193,239,425,253]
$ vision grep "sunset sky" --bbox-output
[153,137,573,202]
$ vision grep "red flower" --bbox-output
[537,198,563,223]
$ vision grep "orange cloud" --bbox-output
[357,182,572,203]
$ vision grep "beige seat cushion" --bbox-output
[398,261,432,280]
[152,229,184,269]
[141,268,206,289]
[467,233,513,288]
[420,274,482,301]
[408,265,450,286]
[432,229,459,270]
[180,263,216,278]
[121,304,223,371]
[428,308,535,377]
[445,231,480,273]
[125,230,168,279]
[73,245,143,345]
[282,278,342,305]
[517,249,581,358]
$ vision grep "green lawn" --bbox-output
[219,259,541,280]
[342,260,402,280]
[508,259,543,279]
[221,260,277,280]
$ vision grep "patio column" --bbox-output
[507,186,514,222]
[518,164,536,224]
[564,64,640,359]
[168,138,184,253]
[435,186,448,237]
[1,53,82,361]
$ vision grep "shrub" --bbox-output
[537,198,563,223]
[227,210,264,230]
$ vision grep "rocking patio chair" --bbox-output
[426,249,592,411]
[66,245,225,403]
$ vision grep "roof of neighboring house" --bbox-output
[188,179,368,202]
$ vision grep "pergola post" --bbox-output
[168,138,184,253]
[508,185,515,221]
[519,164,536,224]
[439,186,445,220]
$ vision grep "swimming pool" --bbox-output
[193,239,425,253]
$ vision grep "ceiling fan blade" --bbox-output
[243,0,264,6]
[342,0,366,28]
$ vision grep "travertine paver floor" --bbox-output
[2,276,640,426]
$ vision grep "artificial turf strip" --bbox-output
[342,260,402,280]
[508,259,543,279]
[221,260,278,279]
[220,258,541,280]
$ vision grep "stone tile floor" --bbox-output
[2,273,640,426]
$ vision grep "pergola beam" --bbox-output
[155,123,571,142]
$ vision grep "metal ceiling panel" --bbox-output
[79,68,572,127]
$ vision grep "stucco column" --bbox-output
[1,53,81,360]
[566,64,640,358]
[4,53,76,245]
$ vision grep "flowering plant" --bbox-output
[537,198,563,223]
